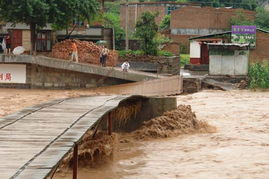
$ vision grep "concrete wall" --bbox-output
[209,50,249,76]
[26,64,131,89]
[94,75,183,96]
[190,41,201,58]
[122,96,177,132]
[249,30,269,63]
[118,56,180,75]
[98,96,177,132]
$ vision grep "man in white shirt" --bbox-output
[121,61,130,72]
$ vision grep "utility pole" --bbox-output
[112,27,115,50]
[125,0,129,50]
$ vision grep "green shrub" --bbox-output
[133,50,144,56]
[179,45,188,54]
[180,54,190,67]
[118,50,144,57]
[157,50,173,57]
[119,50,132,57]
[159,14,170,31]
[248,62,269,89]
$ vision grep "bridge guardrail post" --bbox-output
[108,113,112,135]
[73,143,78,179]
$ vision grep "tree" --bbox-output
[135,11,158,55]
[103,13,125,50]
[255,7,269,30]
[0,0,99,54]
[159,14,171,31]
[187,0,258,10]
[230,10,255,26]
[51,0,99,37]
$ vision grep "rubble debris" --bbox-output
[51,39,118,66]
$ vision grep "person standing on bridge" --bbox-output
[100,46,109,67]
[121,61,130,72]
[5,34,11,55]
[70,40,78,63]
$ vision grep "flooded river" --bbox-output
[0,88,268,178]
[54,90,269,179]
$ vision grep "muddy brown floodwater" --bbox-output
[1,89,269,178]
[54,90,269,179]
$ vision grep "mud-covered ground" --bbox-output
[1,89,269,178]
[0,88,96,117]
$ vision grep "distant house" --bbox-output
[170,6,255,52]
[0,22,114,52]
[189,28,269,65]
[1,23,53,52]
[120,1,200,33]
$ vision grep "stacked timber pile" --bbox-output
[51,39,118,66]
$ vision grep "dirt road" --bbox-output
[1,89,269,178]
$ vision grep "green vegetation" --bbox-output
[119,50,144,57]
[180,54,190,67]
[159,14,171,31]
[230,8,269,30]
[248,62,269,88]
[0,0,99,53]
[135,11,159,55]
[180,0,258,10]
[157,50,174,57]
[104,1,121,14]
[119,49,173,57]
[255,7,269,30]
[230,10,255,26]
[103,12,125,49]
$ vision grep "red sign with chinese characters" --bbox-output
[0,73,12,82]
[0,64,26,83]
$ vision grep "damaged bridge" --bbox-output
[0,95,176,178]
[0,55,160,89]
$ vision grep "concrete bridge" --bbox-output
[0,95,176,178]
[0,55,161,89]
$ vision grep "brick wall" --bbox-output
[120,4,166,32]
[169,7,255,53]
[171,6,255,29]
[249,31,269,63]
[168,34,199,53]
[161,42,180,55]
[120,2,199,32]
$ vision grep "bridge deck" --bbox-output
[0,95,132,179]
[0,55,161,82]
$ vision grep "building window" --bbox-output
[37,31,52,52]
[167,6,177,14]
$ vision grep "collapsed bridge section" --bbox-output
[0,95,176,178]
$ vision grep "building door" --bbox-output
[201,43,209,64]
[11,30,23,49]
[36,31,52,52]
